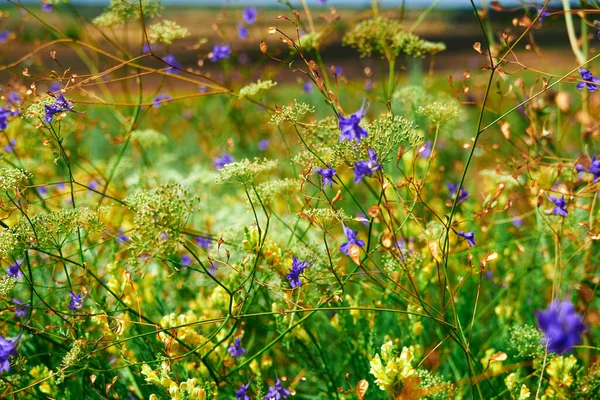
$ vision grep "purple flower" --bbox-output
[575,155,600,181]
[180,253,192,266]
[264,378,291,400]
[536,299,586,354]
[36,186,48,196]
[0,333,21,372]
[236,381,251,400]
[0,31,9,44]
[512,217,524,227]
[210,45,231,62]
[548,195,568,217]
[447,182,469,204]
[49,81,62,93]
[163,54,182,74]
[314,166,337,188]
[68,291,84,312]
[456,230,476,247]
[258,139,269,151]
[3,139,15,153]
[12,299,30,318]
[208,262,218,275]
[116,229,130,245]
[0,108,18,130]
[242,7,258,24]
[357,212,369,226]
[195,236,211,249]
[339,225,365,256]
[285,256,311,288]
[152,94,171,108]
[214,152,234,170]
[353,148,382,183]
[338,100,369,142]
[160,232,169,240]
[536,6,551,23]
[7,259,23,279]
[44,94,77,123]
[419,141,432,158]
[332,66,343,77]
[88,179,99,191]
[317,0,327,4]
[577,69,600,92]
[237,24,249,40]
[41,3,53,12]
[303,81,313,94]
[227,338,247,358]
[364,78,374,92]
[7,92,20,105]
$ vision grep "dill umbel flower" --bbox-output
[577,69,600,92]
[285,256,312,288]
[68,292,85,312]
[338,100,369,142]
[314,166,337,188]
[227,338,247,358]
[236,381,251,400]
[536,299,586,354]
[242,7,258,24]
[210,45,231,62]
[214,153,234,170]
[0,332,21,372]
[447,182,469,204]
[353,149,382,183]
[339,225,365,256]
[456,230,476,247]
[264,378,290,400]
[548,195,568,217]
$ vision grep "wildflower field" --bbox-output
[1,0,600,399]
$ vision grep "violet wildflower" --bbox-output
[152,94,171,108]
[180,254,192,266]
[536,6,551,23]
[339,100,369,142]
[236,381,251,400]
[548,195,568,217]
[242,7,258,24]
[159,232,169,240]
[419,141,432,158]
[7,92,20,105]
[0,333,21,372]
[227,338,247,358]
[577,69,600,92]
[258,139,269,151]
[41,3,52,12]
[195,236,211,249]
[285,256,312,288]
[303,81,313,94]
[333,66,343,77]
[575,155,600,181]
[357,212,369,226]
[0,108,16,130]
[49,81,62,93]
[214,152,234,170]
[88,179,99,191]
[353,148,382,183]
[36,186,48,196]
[314,166,337,188]
[210,45,231,62]
[199,86,207,93]
[7,259,23,279]
[0,31,9,44]
[3,139,15,153]
[163,54,181,74]
[116,229,130,245]
[535,299,586,354]
[339,225,365,256]
[264,378,291,400]
[447,182,469,204]
[456,230,476,247]
[68,291,84,311]
[12,299,30,318]
[208,262,218,275]
[44,94,77,123]
[237,24,249,40]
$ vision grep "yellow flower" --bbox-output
[370,353,393,390]
[141,364,160,385]
[547,355,577,388]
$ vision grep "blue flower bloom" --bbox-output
[210,45,231,62]
[577,69,600,92]
[258,139,269,151]
[0,108,19,130]
[339,225,365,256]
[12,298,30,318]
[49,81,62,93]
[575,155,600,181]
[214,152,234,170]
[180,254,192,266]
[264,378,290,400]
[242,7,258,24]
[236,381,251,400]
[237,24,249,39]
[314,166,337,188]
[7,259,23,279]
[356,212,369,226]
[338,100,369,142]
[456,230,476,247]
[3,139,15,153]
[548,195,568,217]
[36,186,48,196]
[353,149,382,183]
[116,229,130,245]
[227,338,247,358]
[447,182,469,204]
[0,31,9,44]
[303,81,313,94]
[0,333,21,372]
[163,54,182,74]
[68,291,84,311]
[536,6,551,23]
[44,94,77,123]
[195,236,211,249]
[285,256,311,288]
[7,92,20,105]
[419,141,432,158]
[152,94,171,108]
[41,3,53,12]
[536,299,586,354]
[332,66,343,77]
